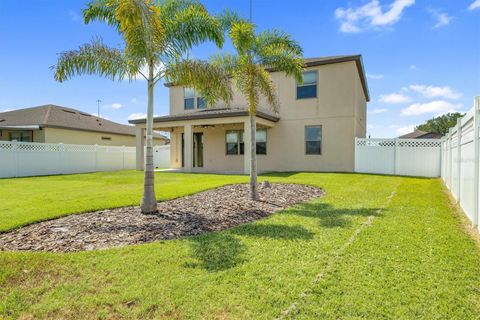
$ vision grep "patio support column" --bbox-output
[243,118,251,175]
[135,126,144,171]
[184,124,193,172]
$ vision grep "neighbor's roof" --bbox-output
[128,107,279,124]
[164,55,370,102]
[0,105,168,139]
[399,129,444,139]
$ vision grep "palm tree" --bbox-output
[53,0,231,213]
[211,21,303,200]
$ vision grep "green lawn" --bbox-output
[1,172,479,319]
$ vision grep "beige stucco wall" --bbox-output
[43,127,166,146]
[166,60,367,173]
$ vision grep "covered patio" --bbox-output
[130,108,279,174]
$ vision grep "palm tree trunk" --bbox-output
[249,113,259,201]
[141,63,158,214]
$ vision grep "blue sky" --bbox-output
[0,0,479,137]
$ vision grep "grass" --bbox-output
[1,171,479,319]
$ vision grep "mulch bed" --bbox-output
[0,183,324,252]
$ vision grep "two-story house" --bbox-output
[129,55,369,173]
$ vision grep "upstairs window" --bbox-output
[305,125,322,155]
[197,97,206,109]
[184,87,206,110]
[297,71,317,99]
[184,87,195,110]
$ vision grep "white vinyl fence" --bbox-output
[355,138,442,177]
[0,141,171,178]
[153,145,170,169]
[441,97,480,229]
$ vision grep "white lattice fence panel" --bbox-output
[396,140,441,177]
[355,139,395,175]
[355,138,441,177]
[0,141,139,178]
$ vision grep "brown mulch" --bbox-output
[0,183,324,252]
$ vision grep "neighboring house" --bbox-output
[0,105,168,146]
[129,55,369,173]
[399,129,443,139]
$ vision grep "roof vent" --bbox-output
[79,112,91,117]
[62,109,76,114]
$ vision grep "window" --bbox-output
[297,71,317,99]
[101,136,112,141]
[305,125,322,155]
[9,131,32,142]
[184,87,206,110]
[197,97,206,109]
[184,87,195,110]
[226,131,240,155]
[226,129,266,155]
[256,129,267,155]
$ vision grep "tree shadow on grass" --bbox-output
[284,202,383,229]
[186,232,246,272]
[186,224,314,272]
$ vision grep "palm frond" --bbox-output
[165,59,233,106]
[162,1,224,55]
[254,66,279,113]
[229,21,255,54]
[210,53,239,75]
[254,30,304,83]
[83,0,120,29]
[52,39,134,82]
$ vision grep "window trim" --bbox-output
[296,70,318,100]
[305,125,322,155]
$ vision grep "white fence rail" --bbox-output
[441,97,480,230]
[355,138,442,177]
[0,141,171,178]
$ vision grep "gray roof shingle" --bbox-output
[0,105,167,139]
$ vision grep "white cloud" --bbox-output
[379,92,411,104]
[104,103,122,109]
[395,125,415,135]
[367,73,384,80]
[128,113,159,120]
[469,0,480,10]
[128,113,147,120]
[0,108,13,113]
[368,108,388,114]
[428,9,453,28]
[335,0,415,33]
[409,65,417,70]
[401,100,462,116]
[408,85,461,100]
[131,98,138,103]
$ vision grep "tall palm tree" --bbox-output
[53,0,231,213]
[211,21,303,200]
